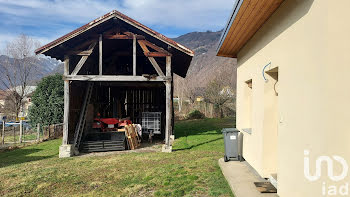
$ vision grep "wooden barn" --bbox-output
[35,10,194,157]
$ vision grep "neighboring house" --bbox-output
[2,86,36,119]
[12,86,36,118]
[217,1,349,197]
[22,92,34,118]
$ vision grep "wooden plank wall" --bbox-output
[125,88,165,125]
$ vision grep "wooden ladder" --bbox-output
[73,82,93,150]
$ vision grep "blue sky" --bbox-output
[0,0,235,50]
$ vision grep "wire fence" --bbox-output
[42,123,63,141]
[0,121,63,149]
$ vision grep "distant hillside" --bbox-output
[0,55,63,89]
[173,30,237,94]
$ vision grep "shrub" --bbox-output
[28,74,64,127]
[186,110,205,120]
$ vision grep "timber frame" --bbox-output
[36,10,193,156]
[63,31,173,149]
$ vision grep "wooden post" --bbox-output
[63,56,70,145]
[133,34,136,76]
[2,120,4,145]
[37,123,40,142]
[165,56,172,147]
[99,34,103,75]
[19,119,23,143]
[13,126,15,143]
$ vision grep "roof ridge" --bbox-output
[35,10,194,56]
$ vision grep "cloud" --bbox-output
[0,0,235,50]
[0,33,57,54]
[119,0,234,30]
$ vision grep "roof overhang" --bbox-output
[35,10,194,78]
[35,10,194,57]
[217,0,284,58]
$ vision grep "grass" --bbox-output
[0,118,235,197]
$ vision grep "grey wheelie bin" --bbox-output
[222,128,241,162]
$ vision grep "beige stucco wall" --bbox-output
[236,0,350,196]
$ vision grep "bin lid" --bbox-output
[221,128,240,133]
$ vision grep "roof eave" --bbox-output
[216,0,244,57]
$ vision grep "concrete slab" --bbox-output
[59,144,73,158]
[161,144,172,153]
[218,158,278,197]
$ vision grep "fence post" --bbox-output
[13,126,15,143]
[2,120,4,145]
[53,124,56,139]
[37,123,40,142]
[19,119,23,143]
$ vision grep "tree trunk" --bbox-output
[220,106,224,119]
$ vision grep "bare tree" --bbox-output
[0,34,40,120]
[183,77,204,105]
[174,75,185,112]
[204,68,235,118]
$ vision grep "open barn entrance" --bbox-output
[35,10,194,157]
[69,81,166,152]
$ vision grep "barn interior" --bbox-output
[35,10,194,155]
[69,81,166,152]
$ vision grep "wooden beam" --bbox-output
[165,56,172,148]
[1,120,4,145]
[64,55,69,76]
[145,52,171,57]
[125,32,145,40]
[66,39,98,55]
[70,42,96,75]
[137,40,165,76]
[99,34,103,75]
[63,56,70,145]
[68,50,93,56]
[63,75,169,82]
[104,34,130,39]
[138,40,171,56]
[71,56,88,76]
[133,34,136,76]
[104,34,145,40]
[148,57,165,76]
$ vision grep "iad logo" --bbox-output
[304,150,348,181]
[304,150,349,196]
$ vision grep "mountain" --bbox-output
[0,55,63,89]
[37,56,63,74]
[172,30,237,94]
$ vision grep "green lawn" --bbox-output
[0,118,235,197]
